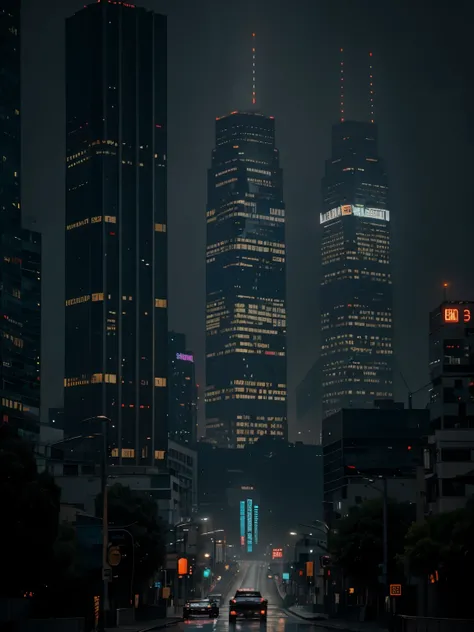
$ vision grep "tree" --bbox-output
[0,424,60,597]
[95,483,166,589]
[330,498,415,592]
[401,498,474,616]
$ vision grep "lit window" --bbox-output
[154,377,167,387]
[155,450,166,460]
[155,298,167,308]
[155,223,167,232]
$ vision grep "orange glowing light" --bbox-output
[178,557,188,575]
[464,309,471,323]
[443,308,459,323]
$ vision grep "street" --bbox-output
[178,561,314,632]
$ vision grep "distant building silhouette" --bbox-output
[168,332,197,446]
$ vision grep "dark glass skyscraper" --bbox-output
[320,121,393,418]
[205,111,287,448]
[1,0,41,442]
[168,331,197,446]
[64,1,168,463]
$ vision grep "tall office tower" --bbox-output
[168,331,198,446]
[424,301,474,513]
[320,121,393,419]
[0,0,42,442]
[64,2,168,463]
[205,111,287,448]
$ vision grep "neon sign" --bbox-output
[272,548,283,559]
[443,306,472,324]
[247,499,253,553]
[253,505,259,545]
[176,352,193,362]
[240,501,246,549]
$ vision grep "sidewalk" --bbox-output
[105,616,182,632]
[287,606,386,631]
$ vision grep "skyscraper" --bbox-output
[205,111,287,448]
[64,1,168,463]
[1,0,42,442]
[320,121,393,418]
[168,331,197,445]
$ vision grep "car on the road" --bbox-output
[229,588,268,624]
[208,592,223,606]
[183,598,219,619]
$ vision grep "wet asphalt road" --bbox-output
[179,561,317,632]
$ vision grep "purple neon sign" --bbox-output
[176,352,193,362]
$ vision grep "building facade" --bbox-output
[424,301,474,513]
[320,121,393,419]
[205,111,287,448]
[64,1,168,463]
[168,332,197,446]
[296,360,322,444]
[322,404,429,519]
[0,0,42,442]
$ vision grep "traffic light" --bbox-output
[320,555,330,568]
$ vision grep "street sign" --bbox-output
[390,584,402,597]
[306,561,314,577]
[108,546,122,567]
[282,572,290,581]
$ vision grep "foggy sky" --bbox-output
[22,0,474,439]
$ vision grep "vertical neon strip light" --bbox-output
[252,33,256,105]
[246,499,253,553]
[240,501,246,548]
[253,505,259,545]
[340,47,344,122]
[369,51,375,123]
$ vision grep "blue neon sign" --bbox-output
[246,499,253,553]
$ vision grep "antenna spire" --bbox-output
[340,48,345,122]
[252,32,257,106]
[369,51,375,123]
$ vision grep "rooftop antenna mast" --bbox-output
[252,32,257,106]
[369,51,375,123]
[340,48,345,122]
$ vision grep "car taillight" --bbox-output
[261,598,265,603]
[231,599,236,603]
[260,610,266,615]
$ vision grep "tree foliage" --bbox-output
[0,425,60,597]
[95,483,165,587]
[403,499,474,578]
[330,498,415,587]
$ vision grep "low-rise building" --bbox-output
[322,403,429,519]
[424,301,474,514]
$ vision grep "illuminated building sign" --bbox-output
[320,204,390,225]
[442,306,472,324]
[240,501,246,547]
[253,505,259,545]
[176,352,193,362]
[247,499,253,553]
[272,548,283,559]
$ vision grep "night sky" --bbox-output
[21,0,474,439]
